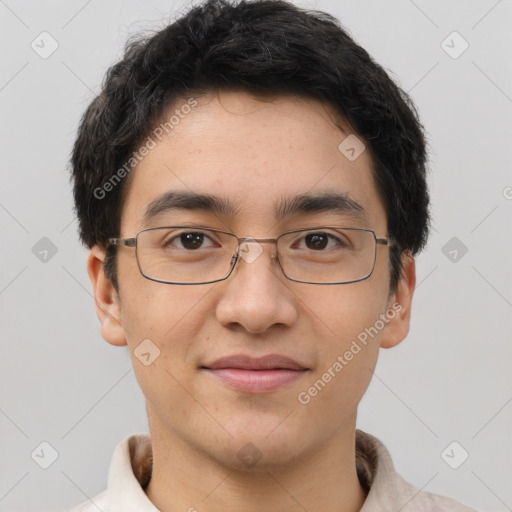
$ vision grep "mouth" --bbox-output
[200,354,310,393]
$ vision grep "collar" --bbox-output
[103,429,471,511]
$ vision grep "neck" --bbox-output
[144,415,367,512]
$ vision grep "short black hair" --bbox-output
[70,0,430,294]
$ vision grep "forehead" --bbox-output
[120,91,386,233]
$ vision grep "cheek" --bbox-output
[118,252,217,364]
[123,285,214,343]
[297,280,388,386]
[297,277,389,343]
[120,282,218,410]
[294,283,386,423]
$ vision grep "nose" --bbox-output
[215,239,299,334]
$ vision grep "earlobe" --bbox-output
[87,245,127,347]
[380,252,416,349]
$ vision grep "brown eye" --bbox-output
[304,233,329,250]
[292,231,350,252]
[164,231,215,250]
[179,232,205,250]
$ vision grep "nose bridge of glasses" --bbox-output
[237,236,277,246]
[232,236,279,265]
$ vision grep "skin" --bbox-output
[88,91,416,512]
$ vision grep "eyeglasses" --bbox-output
[108,226,395,285]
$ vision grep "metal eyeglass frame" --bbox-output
[108,225,396,285]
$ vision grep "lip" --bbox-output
[202,354,307,371]
[200,354,309,393]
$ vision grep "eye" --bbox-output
[295,232,345,251]
[166,231,217,250]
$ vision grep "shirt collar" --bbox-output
[106,433,158,512]
[106,429,406,511]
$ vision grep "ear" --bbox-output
[87,245,127,347]
[380,251,416,349]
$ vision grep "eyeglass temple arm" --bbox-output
[108,237,136,247]
[376,237,397,247]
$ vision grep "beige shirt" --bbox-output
[66,430,476,511]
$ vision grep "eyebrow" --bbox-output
[141,190,368,226]
[141,191,239,226]
[274,191,369,224]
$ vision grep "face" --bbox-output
[89,91,415,471]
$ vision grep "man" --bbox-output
[68,0,475,510]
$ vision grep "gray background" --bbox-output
[1,0,511,511]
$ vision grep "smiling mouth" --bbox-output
[200,353,310,393]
